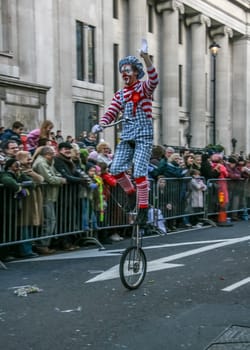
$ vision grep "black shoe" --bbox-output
[136,208,148,227]
[1,255,16,262]
[17,252,39,259]
[124,192,136,212]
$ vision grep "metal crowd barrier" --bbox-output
[0,177,249,250]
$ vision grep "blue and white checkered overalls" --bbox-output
[110,90,153,179]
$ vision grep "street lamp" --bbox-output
[186,133,192,148]
[231,138,237,154]
[209,41,220,145]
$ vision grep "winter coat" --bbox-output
[0,170,36,227]
[27,128,40,152]
[19,165,44,226]
[0,129,21,144]
[32,155,64,202]
[190,177,207,208]
[225,163,242,193]
[54,154,86,184]
[152,158,188,179]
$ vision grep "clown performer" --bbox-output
[92,40,159,226]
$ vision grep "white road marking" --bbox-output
[222,277,250,292]
[86,235,250,283]
[10,238,227,263]
[86,262,184,283]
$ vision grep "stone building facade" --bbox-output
[0,0,249,154]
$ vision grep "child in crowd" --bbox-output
[190,169,207,227]
[27,120,54,155]
[82,163,100,232]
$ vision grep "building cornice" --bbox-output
[228,0,250,11]
[156,0,185,14]
[0,77,50,93]
[182,0,248,34]
[186,13,211,27]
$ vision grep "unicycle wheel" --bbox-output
[119,246,147,290]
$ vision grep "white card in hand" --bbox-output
[141,38,148,53]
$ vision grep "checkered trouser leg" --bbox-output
[110,138,152,178]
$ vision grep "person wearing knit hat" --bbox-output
[92,39,159,227]
[58,141,73,150]
[4,158,19,171]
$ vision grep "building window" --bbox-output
[75,102,99,139]
[76,21,95,83]
[113,0,118,19]
[178,65,183,107]
[0,0,10,52]
[148,4,153,33]
[113,44,119,92]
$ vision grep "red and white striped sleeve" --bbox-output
[100,91,122,125]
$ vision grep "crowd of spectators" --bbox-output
[1,120,250,262]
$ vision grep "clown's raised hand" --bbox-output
[138,38,148,57]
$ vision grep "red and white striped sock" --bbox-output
[135,176,149,209]
[114,172,135,194]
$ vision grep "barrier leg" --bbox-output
[0,260,7,270]
[76,230,106,251]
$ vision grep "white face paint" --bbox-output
[120,64,137,86]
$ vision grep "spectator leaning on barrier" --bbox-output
[241,159,250,212]
[152,153,189,231]
[54,142,91,249]
[225,156,242,221]
[16,151,44,231]
[164,146,175,160]
[152,153,188,179]
[0,158,38,259]
[32,146,66,254]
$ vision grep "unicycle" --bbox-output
[119,212,147,290]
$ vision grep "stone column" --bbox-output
[128,0,147,54]
[186,14,211,148]
[156,0,184,146]
[16,0,36,81]
[232,37,250,154]
[210,25,233,152]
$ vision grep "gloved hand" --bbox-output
[138,38,148,55]
[148,164,156,173]
[81,173,91,185]
[92,124,104,134]
[89,183,98,190]
[14,188,30,199]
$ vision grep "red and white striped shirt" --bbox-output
[101,65,159,124]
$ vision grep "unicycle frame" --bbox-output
[119,212,147,290]
[93,120,147,289]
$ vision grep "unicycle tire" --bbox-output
[119,246,147,290]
